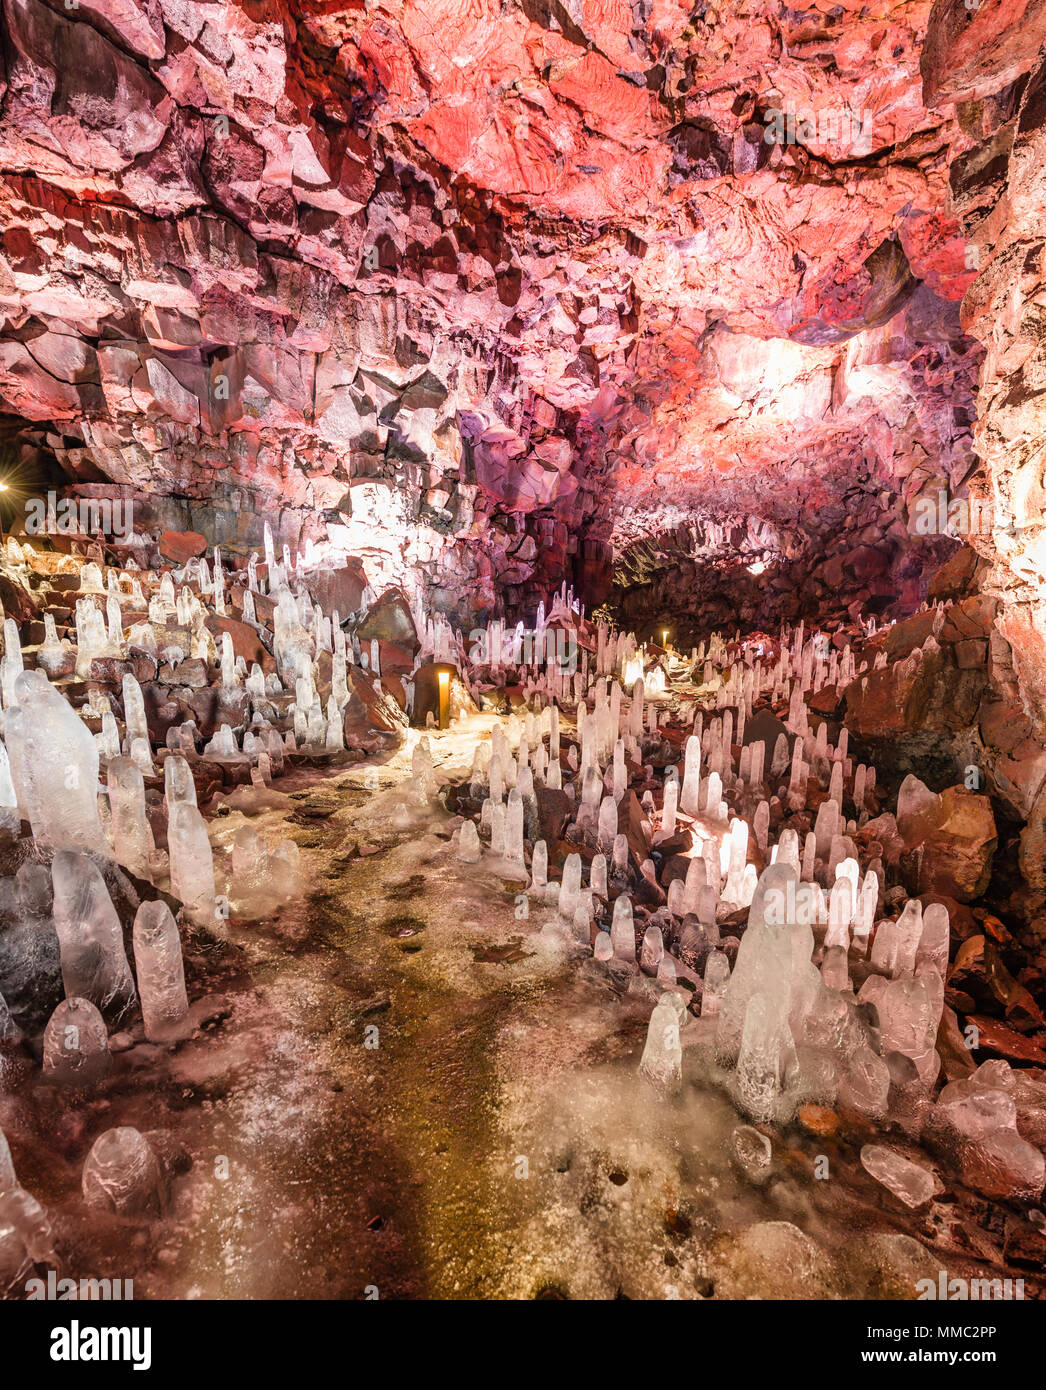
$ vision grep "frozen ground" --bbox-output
[3,716,1040,1299]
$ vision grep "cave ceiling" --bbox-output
[0,0,997,615]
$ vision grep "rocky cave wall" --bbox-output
[915,0,1046,928]
[0,0,990,625]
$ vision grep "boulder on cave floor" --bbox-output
[306,560,367,622]
[354,588,419,652]
[900,783,997,902]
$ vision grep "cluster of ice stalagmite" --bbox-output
[0,524,359,1281]
[0,519,455,1103]
[436,608,1045,1208]
[0,508,1033,1260]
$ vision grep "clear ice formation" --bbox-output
[133,900,189,1043]
[0,1127,15,1192]
[732,1125,772,1182]
[639,993,685,1093]
[610,894,635,961]
[168,801,218,920]
[457,819,482,862]
[82,1127,164,1215]
[164,754,198,809]
[10,671,107,853]
[108,756,154,880]
[860,1145,935,1207]
[735,993,790,1123]
[0,1183,54,1272]
[51,851,137,1023]
[42,996,111,1085]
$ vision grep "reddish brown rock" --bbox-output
[967,1016,1046,1066]
[342,668,406,751]
[928,545,984,602]
[159,531,207,564]
[205,615,274,673]
[306,562,367,623]
[902,785,997,902]
[796,1104,839,1138]
[355,590,419,652]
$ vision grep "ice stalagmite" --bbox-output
[269,842,300,905]
[877,976,940,1086]
[505,789,525,865]
[51,851,137,1022]
[639,994,683,1093]
[597,795,617,851]
[82,1128,164,1215]
[230,832,265,918]
[164,754,197,809]
[702,950,730,1016]
[0,1128,15,1192]
[0,618,23,710]
[122,673,150,749]
[590,853,607,898]
[11,672,107,854]
[735,994,787,1123]
[37,614,69,678]
[42,997,111,1084]
[611,894,635,961]
[108,756,154,880]
[680,734,701,816]
[133,900,189,1042]
[0,739,17,816]
[559,853,582,919]
[715,862,796,1067]
[168,801,217,920]
[753,800,769,853]
[528,839,547,891]
[916,902,950,975]
[640,924,664,975]
[458,820,482,862]
[611,833,629,878]
[489,804,506,855]
[661,777,678,839]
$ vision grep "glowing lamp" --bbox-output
[436,665,452,730]
[661,628,669,649]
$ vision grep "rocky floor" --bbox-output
[3,718,1042,1301]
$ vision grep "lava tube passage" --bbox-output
[0,0,1043,1365]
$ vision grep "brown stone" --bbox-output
[205,615,274,673]
[903,785,997,902]
[355,589,419,651]
[954,638,987,669]
[158,530,207,564]
[967,1016,1046,1066]
[797,1103,839,1137]
[535,787,572,845]
[307,561,367,623]
[928,545,983,602]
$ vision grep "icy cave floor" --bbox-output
[1,715,1034,1302]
